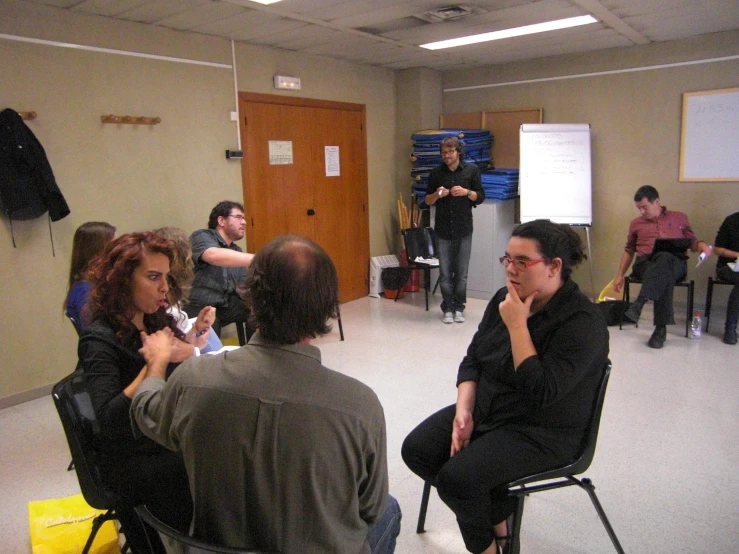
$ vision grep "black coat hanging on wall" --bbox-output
[0,108,70,248]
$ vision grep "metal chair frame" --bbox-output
[397,227,438,311]
[704,276,735,332]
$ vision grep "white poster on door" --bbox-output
[269,140,293,165]
[325,146,340,176]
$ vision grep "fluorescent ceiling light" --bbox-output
[420,15,598,50]
[248,0,283,5]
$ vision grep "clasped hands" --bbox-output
[437,185,468,198]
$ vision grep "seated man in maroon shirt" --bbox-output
[613,186,712,348]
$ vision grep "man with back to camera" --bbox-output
[713,211,739,345]
[425,136,485,324]
[613,185,712,348]
[131,234,402,554]
[185,200,255,344]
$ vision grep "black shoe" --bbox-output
[623,297,647,323]
[724,327,738,345]
[648,325,667,348]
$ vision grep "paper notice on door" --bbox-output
[325,146,340,176]
[269,140,293,165]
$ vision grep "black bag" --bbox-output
[597,300,631,326]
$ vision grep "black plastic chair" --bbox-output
[619,275,694,337]
[399,227,438,311]
[704,276,735,332]
[52,371,129,554]
[135,504,279,554]
[415,364,624,554]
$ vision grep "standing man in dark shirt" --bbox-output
[713,211,739,345]
[425,136,485,324]
[185,201,255,344]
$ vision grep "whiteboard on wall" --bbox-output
[520,124,592,226]
[679,87,739,182]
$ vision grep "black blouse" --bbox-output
[457,279,610,434]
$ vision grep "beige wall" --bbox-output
[394,68,443,246]
[443,30,739,302]
[0,0,398,402]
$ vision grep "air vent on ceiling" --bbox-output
[414,6,475,24]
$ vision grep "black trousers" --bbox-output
[185,292,253,345]
[717,266,739,328]
[401,404,581,554]
[104,449,193,554]
[630,252,687,326]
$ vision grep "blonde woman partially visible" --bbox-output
[153,227,221,354]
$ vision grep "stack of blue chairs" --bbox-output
[480,168,519,200]
[410,129,493,205]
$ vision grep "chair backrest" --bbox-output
[510,363,612,486]
[402,227,436,261]
[51,371,119,510]
[66,313,82,336]
[135,505,278,554]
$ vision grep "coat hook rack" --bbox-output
[18,111,37,121]
[101,115,161,125]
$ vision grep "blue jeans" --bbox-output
[366,494,402,554]
[437,235,473,313]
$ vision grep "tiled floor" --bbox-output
[2,291,738,553]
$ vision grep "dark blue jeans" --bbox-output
[366,494,402,554]
[437,235,473,313]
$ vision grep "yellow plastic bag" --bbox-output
[28,494,120,554]
[597,278,621,302]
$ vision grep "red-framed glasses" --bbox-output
[498,255,547,269]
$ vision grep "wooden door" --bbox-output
[239,93,370,302]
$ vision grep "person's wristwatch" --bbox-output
[466,189,472,198]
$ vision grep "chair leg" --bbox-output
[67,459,74,471]
[432,275,440,295]
[508,493,525,554]
[236,321,248,346]
[416,481,432,534]
[424,269,430,311]
[579,478,626,554]
[337,311,344,341]
[705,277,714,332]
[82,511,112,554]
[685,281,695,338]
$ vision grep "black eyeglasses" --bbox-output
[499,255,546,269]
[227,214,245,221]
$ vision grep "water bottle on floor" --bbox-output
[690,310,702,339]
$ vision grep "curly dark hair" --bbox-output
[87,232,184,348]
[207,201,244,230]
[512,219,586,281]
[245,235,339,344]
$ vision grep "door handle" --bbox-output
[307,209,316,216]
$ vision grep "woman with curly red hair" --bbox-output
[79,231,193,553]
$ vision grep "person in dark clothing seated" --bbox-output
[79,232,194,553]
[402,219,610,554]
